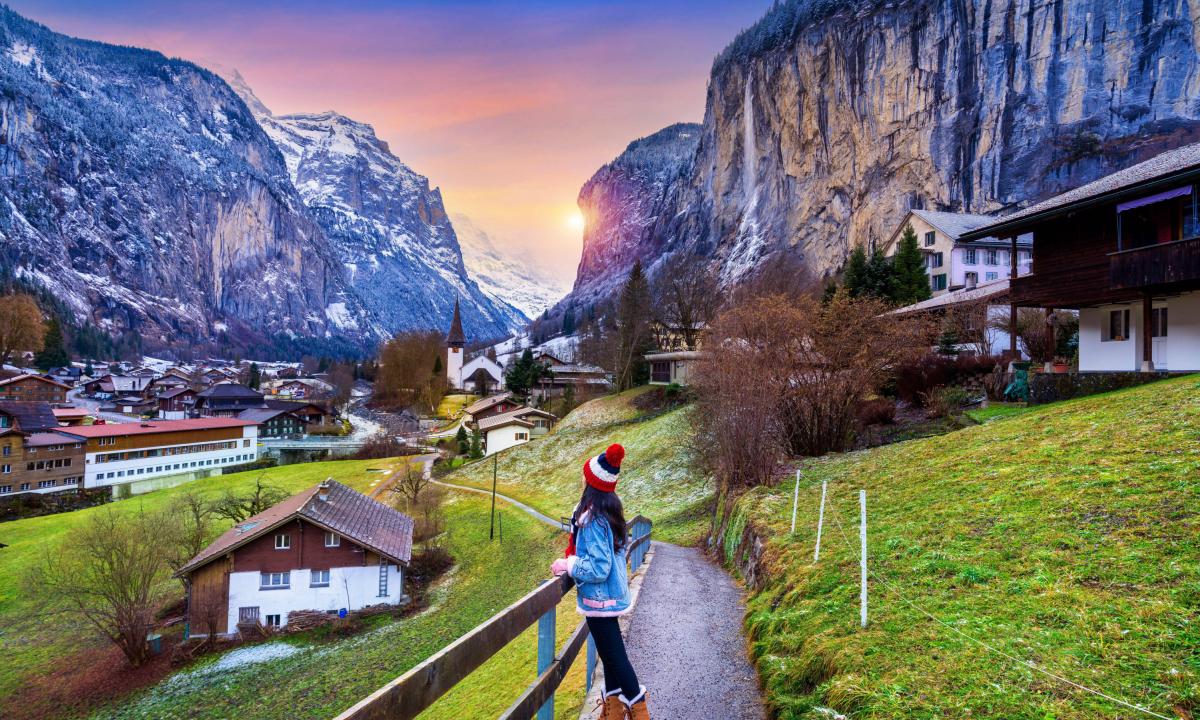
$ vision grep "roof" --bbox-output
[890,276,1014,315]
[463,392,514,415]
[0,401,60,432]
[238,407,297,423]
[157,387,195,399]
[547,364,606,375]
[197,383,262,399]
[177,480,414,575]
[52,407,90,418]
[265,399,330,414]
[910,210,996,240]
[25,431,81,447]
[59,417,254,439]
[644,350,705,361]
[0,374,70,390]
[962,141,1200,239]
[477,406,556,432]
[446,298,466,346]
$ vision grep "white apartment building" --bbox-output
[884,210,1032,295]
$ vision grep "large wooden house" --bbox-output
[176,479,413,637]
[961,142,1200,372]
[0,375,70,404]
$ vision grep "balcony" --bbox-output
[1110,236,1200,290]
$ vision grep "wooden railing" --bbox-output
[335,515,654,720]
[1109,235,1200,289]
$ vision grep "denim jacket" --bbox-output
[567,509,631,617]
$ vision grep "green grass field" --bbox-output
[445,388,712,545]
[727,376,1200,719]
[0,458,404,707]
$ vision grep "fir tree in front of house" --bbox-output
[840,227,931,306]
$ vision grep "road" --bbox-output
[432,477,764,719]
[66,388,136,424]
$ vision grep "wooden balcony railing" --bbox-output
[335,515,653,720]
[1110,236,1200,289]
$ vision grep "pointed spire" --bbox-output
[446,298,466,347]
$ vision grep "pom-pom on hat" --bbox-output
[583,443,624,492]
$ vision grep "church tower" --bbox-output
[445,298,465,388]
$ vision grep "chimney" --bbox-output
[317,479,331,502]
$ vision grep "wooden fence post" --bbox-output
[790,469,801,534]
[859,489,868,629]
[537,607,556,720]
[585,635,597,693]
[813,480,827,563]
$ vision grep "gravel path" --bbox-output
[621,542,764,720]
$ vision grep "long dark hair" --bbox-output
[578,485,627,551]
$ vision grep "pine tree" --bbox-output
[455,425,469,455]
[247,362,261,390]
[891,224,932,305]
[843,247,869,297]
[469,427,483,459]
[614,260,653,390]
[35,317,69,370]
[863,248,895,300]
[432,355,444,376]
[84,361,95,377]
[562,304,576,335]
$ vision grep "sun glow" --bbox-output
[567,211,585,232]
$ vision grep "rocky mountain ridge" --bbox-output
[565,0,1200,309]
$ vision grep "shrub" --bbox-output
[856,398,896,426]
[895,353,1004,405]
[922,386,970,418]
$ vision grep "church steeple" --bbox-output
[446,298,466,347]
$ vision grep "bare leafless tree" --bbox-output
[28,507,175,666]
[652,254,720,350]
[164,491,217,583]
[391,460,430,510]
[210,475,287,524]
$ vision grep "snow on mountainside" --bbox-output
[451,213,569,319]
[0,9,373,354]
[224,70,527,341]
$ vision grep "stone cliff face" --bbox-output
[570,0,1200,302]
[572,123,701,306]
[0,8,370,354]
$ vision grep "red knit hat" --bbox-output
[583,443,624,492]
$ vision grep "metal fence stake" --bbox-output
[813,480,827,563]
[860,489,868,629]
[790,469,801,533]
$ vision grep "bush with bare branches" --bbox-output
[694,291,933,489]
[28,508,176,666]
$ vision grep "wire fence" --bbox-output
[795,480,1176,720]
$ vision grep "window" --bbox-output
[243,439,251,448]
[515,432,529,441]
[275,533,291,550]
[963,272,978,287]
[0,485,9,493]
[324,532,340,548]
[985,249,999,265]
[260,571,290,589]
[1152,307,1168,338]
[1102,309,1130,342]
[63,477,78,485]
[964,248,977,264]
[1019,250,1031,263]
[310,569,331,587]
[985,272,999,281]
[923,231,936,247]
[19,483,29,491]
[1,464,8,474]
[265,614,282,627]
[1,445,8,457]
[929,252,944,269]
[37,480,56,489]
[930,274,947,291]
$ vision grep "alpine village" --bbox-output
[0,2,1198,719]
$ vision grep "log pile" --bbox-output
[283,610,337,632]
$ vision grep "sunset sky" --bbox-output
[12,0,769,283]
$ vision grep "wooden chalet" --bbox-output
[176,479,413,637]
[0,374,70,404]
[962,142,1200,372]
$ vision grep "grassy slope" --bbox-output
[729,376,1200,719]
[0,458,404,703]
[99,492,585,719]
[446,388,712,545]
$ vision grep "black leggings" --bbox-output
[586,615,640,699]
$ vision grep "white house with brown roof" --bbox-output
[883,210,1032,295]
[176,479,413,637]
[478,407,557,456]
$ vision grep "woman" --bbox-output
[550,443,650,720]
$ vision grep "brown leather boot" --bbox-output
[600,690,627,719]
[621,686,649,720]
